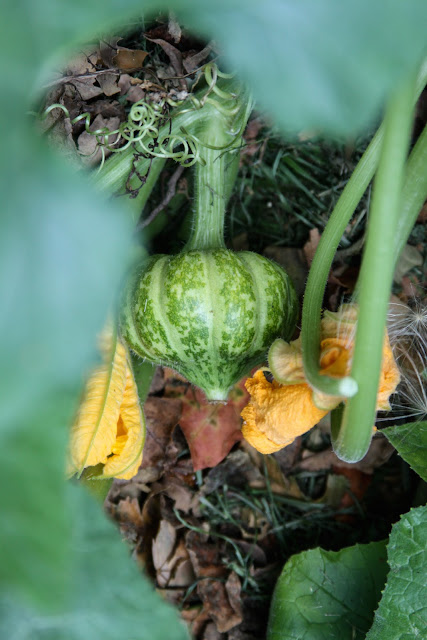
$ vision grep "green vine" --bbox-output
[301,60,427,402]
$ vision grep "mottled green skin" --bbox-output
[120,249,297,401]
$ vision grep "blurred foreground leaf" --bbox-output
[178,0,427,136]
[267,541,388,640]
[0,391,75,607]
[4,1,427,138]
[383,421,427,481]
[0,484,189,640]
[366,506,427,640]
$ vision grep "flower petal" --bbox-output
[321,304,358,339]
[102,358,145,480]
[268,337,306,384]
[241,370,328,453]
[67,328,127,476]
[376,335,401,410]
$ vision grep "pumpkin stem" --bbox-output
[184,73,252,251]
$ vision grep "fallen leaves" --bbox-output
[179,380,249,471]
[105,360,408,640]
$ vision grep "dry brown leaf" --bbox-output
[152,519,177,586]
[65,48,99,75]
[141,396,182,471]
[202,622,224,640]
[96,72,120,96]
[160,476,193,513]
[145,37,183,76]
[113,48,149,70]
[197,574,243,633]
[179,380,249,471]
[297,434,395,474]
[186,531,227,579]
[69,77,104,100]
[77,114,120,166]
[182,43,213,73]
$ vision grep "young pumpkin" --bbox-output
[120,75,297,401]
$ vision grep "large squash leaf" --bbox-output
[366,506,427,640]
[383,421,427,481]
[267,541,388,640]
[0,484,189,640]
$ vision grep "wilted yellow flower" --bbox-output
[241,305,400,454]
[67,325,145,480]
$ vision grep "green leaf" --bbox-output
[383,421,427,481]
[267,541,388,640]
[0,390,75,609]
[177,0,427,136]
[366,506,427,640]
[0,484,189,640]
[0,132,131,605]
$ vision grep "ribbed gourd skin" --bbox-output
[120,249,297,401]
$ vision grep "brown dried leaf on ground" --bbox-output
[114,48,149,71]
[272,437,303,476]
[141,396,182,474]
[163,367,191,397]
[179,380,249,471]
[65,48,100,76]
[241,441,306,500]
[186,530,228,580]
[77,114,120,166]
[96,73,120,96]
[241,118,263,160]
[202,622,225,640]
[200,450,264,496]
[145,37,184,77]
[297,434,395,474]
[108,496,144,545]
[197,572,243,633]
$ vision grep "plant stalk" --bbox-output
[184,84,252,251]
[333,77,415,462]
[301,59,427,400]
[395,120,427,258]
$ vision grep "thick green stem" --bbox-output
[395,121,427,258]
[333,78,415,462]
[301,59,427,399]
[185,143,229,250]
[302,128,383,398]
[184,84,252,251]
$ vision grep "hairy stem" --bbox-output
[301,59,427,399]
[395,121,427,258]
[333,78,415,462]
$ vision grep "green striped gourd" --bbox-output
[120,248,297,401]
[120,70,297,401]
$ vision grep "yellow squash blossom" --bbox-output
[241,304,400,454]
[67,325,145,480]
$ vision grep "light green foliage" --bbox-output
[267,541,388,640]
[366,506,427,640]
[0,485,189,640]
[1,0,427,635]
[383,421,427,481]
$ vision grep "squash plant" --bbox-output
[118,68,297,401]
[2,1,427,639]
